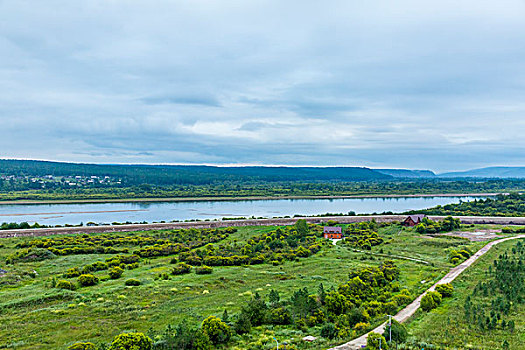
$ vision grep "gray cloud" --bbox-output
[1,0,525,172]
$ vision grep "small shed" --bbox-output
[402,214,427,227]
[323,226,343,239]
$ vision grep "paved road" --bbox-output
[1,215,525,238]
[329,234,525,350]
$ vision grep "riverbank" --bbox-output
[1,214,524,238]
[0,192,499,205]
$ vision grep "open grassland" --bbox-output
[0,224,497,349]
[405,238,525,350]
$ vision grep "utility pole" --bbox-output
[389,314,392,343]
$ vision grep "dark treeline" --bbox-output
[410,193,525,217]
[1,160,524,201]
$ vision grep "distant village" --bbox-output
[0,174,122,189]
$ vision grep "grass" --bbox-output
[0,225,493,349]
[405,238,525,350]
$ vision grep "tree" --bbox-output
[233,311,252,334]
[382,319,407,343]
[192,329,212,350]
[318,283,326,305]
[268,289,280,306]
[221,309,229,323]
[435,283,454,298]
[320,323,337,339]
[367,332,388,350]
[421,291,442,311]
[109,333,152,350]
[201,316,231,345]
[294,219,309,236]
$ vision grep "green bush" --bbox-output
[382,319,407,343]
[201,316,231,344]
[55,279,76,290]
[78,274,99,287]
[420,291,442,311]
[109,266,124,279]
[233,312,251,335]
[367,332,388,350]
[269,307,292,325]
[195,265,213,275]
[320,322,337,339]
[172,262,191,275]
[68,342,96,350]
[65,267,81,278]
[109,332,152,350]
[435,283,454,297]
[125,278,141,286]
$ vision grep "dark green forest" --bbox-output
[1,160,524,201]
[409,193,525,217]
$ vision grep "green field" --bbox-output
[0,223,511,349]
[405,238,525,350]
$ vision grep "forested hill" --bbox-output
[0,159,393,185]
[439,167,525,178]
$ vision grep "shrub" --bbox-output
[320,323,337,339]
[55,279,76,290]
[65,267,81,278]
[172,262,191,275]
[269,307,292,325]
[233,312,251,335]
[420,291,442,311]
[435,283,454,297]
[354,322,370,332]
[367,332,388,350]
[109,266,124,279]
[195,265,213,275]
[125,278,141,286]
[109,332,152,350]
[201,316,231,344]
[78,274,99,287]
[68,342,96,350]
[382,319,407,343]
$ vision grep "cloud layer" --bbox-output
[1,0,524,171]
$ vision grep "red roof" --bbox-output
[323,226,342,233]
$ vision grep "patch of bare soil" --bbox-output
[437,230,502,241]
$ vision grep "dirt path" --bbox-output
[329,234,525,350]
[1,215,525,239]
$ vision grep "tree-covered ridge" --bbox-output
[0,159,391,185]
[408,193,525,217]
[1,160,525,202]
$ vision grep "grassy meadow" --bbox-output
[405,238,525,350]
[0,223,502,349]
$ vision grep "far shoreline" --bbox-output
[0,192,499,206]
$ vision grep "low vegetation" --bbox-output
[0,219,516,349]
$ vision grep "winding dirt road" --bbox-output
[329,234,525,350]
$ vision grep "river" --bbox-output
[0,196,484,226]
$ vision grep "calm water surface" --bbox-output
[0,196,483,226]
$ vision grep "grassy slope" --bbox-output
[405,238,525,350]
[0,225,485,349]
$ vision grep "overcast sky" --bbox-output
[1,0,524,172]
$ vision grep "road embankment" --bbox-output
[1,215,524,238]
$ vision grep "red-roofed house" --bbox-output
[402,214,427,227]
[323,226,343,239]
